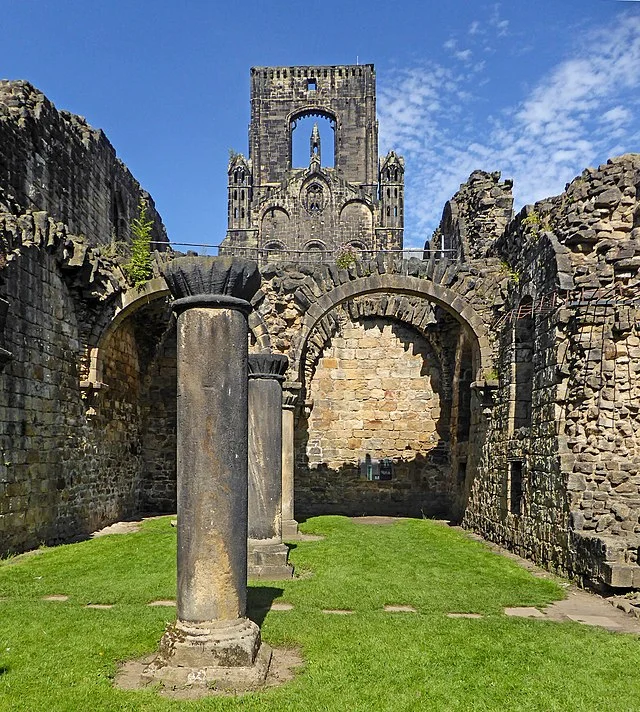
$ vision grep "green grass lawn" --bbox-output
[0,515,639,711]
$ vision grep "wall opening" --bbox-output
[512,297,534,431]
[291,114,335,168]
[457,460,467,486]
[508,460,523,515]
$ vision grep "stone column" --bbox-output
[281,381,301,539]
[146,256,270,689]
[247,354,293,578]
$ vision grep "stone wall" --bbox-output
[296,310,451,516]
[463,154,640,587]
[0,238,145,552]
[0,80,166,248]
[140,316,177,513]
[0,86,170,554]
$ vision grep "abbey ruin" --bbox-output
[1,66,640,591]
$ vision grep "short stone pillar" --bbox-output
[281,381,302,539]
[145,256,270,689]
[247,354,293,579]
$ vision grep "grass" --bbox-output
[0,515,638,711]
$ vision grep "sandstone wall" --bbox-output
[294,305,456,517]
[464,154,640,587]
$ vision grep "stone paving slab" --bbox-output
[504,607,545,618]
[565,614,623,629]
[42,594,69,602]
[321,609,354,615]
[148,600,176,607]
[456,526,640,636]
[384,605,417,613]
[447,613,483,619]
[270,602,294,611]
[86,604,114,609]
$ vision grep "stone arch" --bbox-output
[303,293,442,386]
[261,240,287,262]
[339,200,373,246]
[289,108,337,169]
[87,276,271,387]
[290,273,493,385]
[260,206,290,247]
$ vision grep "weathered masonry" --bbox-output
[221,65,404,260]
[1,69,640,592]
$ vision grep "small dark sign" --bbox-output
[379,458,393,481]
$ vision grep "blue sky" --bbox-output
[1,0,639,249]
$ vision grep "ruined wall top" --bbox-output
[426,170,514,261]
[498,153,640,294]
[0,80,167,249]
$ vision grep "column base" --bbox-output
[281,519,299,539]
[247,540,294,579]
[142,618,271,691]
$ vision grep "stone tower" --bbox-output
[222,65,404,259]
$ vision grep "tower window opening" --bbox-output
[241,190,245,200]
[394,206,398,217]
[291,114,335,168]
[395,188,398,198]
[233,189,237,200]
[234,208,238,219]
[307,78,317,91]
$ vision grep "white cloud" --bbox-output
[454,49,473,62]
[378,14,640,248]
[600,105,632,125]
[469,21,481,35]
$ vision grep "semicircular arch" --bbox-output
[290,273,493,385]
[87,276,272,385]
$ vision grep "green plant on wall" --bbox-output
[336,245,357,270]
[123,198,154,287]
[521,210,552,236]
[500,261,520,285]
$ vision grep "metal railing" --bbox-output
[151,241,459,265]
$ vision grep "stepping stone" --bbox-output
[85,604,114,609]
[566,614,622,629]
[321,609,354,615]
[270,602,294,611]
[42,595,69,602]
[148,600,176,607]
[447,612,483,619]
[504,607,545,618]
[384,605,417,613]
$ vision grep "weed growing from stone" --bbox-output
[123,197,154,287]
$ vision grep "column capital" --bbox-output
[162,256,261,311]
[248,353,288,381]
[282,381,302,410]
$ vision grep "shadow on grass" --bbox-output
[247,586,285,626]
